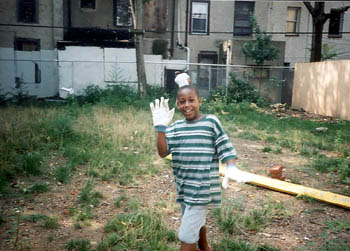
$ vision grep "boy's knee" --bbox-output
[178,206,207,244]
[178,227,198,244]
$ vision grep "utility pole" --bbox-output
[133,0,147,97]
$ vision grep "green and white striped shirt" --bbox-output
[166,114,237,208]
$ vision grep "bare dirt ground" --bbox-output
[1,111,350,251]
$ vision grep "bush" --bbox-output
[207,73,265,107]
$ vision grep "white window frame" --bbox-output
[191,1,209,35]
[286,7,300,35]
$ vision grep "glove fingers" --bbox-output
[164,98,169,111]
[168,108,175,121]
[154,99,160,109]
[160,97,165,109]
[150,102,155,113]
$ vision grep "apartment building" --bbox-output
[172,1,350,67]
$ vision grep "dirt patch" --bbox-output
[1,134,349,250]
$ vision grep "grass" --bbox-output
[324,218,350,232]
[100,210,177,250]
[21,214,59,229]
[1,85,350,250]
[65,239,92,251]
[213,238,281,251]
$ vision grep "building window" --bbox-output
[286,7,300,35]
[191,1,209,35]
[234,1,254,36]
[81,0,96,9]
[329,9,343,38]
[114,0,133,27]
[14,38,40,51]
[17,0,37,23]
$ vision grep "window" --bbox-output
[329,9,343,37]
[114,0,133,27]
[17,0,37,23]
[191,1,209,35]
[286,7,300,35]
[14,38,40,51]
[234,1,254,36]
[81,0,96,9]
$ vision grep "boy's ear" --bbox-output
[175,99,179,108]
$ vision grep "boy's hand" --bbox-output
[222,164,252,189]
[150,97,175,132]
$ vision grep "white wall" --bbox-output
[0,48,58,98]
[58,46,186,98]
[0,46,186,99]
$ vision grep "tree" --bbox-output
[303,1,349,62]
[130,0,149,98]
[242,15,279,92]
[242,16,279,66]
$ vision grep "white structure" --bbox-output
[58,46,186,98]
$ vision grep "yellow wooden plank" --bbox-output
[166,154,350,209]
[219,164,350,210]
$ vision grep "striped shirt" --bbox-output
[166,114,237,208]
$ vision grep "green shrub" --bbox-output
[208,73,265,106]
[152,39,169,59]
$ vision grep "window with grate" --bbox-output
[17,0,37,23]
[234,1,254,36]
[114,0,133,27]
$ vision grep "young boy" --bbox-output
[150,86,249,251]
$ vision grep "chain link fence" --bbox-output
[0,58,294,105]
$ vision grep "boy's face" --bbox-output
[176,88,202,121]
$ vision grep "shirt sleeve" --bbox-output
[211,115,237,163]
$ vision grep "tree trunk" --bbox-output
[310,19,324,62]
[135,0,147,97]
[310,2,325,62]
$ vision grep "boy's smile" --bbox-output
[176,88,202,121]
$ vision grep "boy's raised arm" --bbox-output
[150,97,175,158]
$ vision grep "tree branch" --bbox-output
[303,2,314,16]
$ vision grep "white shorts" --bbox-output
[178,204,207,244]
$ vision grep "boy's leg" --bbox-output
[178,206,207,251]
[197,226,210,251]
[180,242,197,251]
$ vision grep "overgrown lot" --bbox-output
[0,85,350,251]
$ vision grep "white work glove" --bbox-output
[150,97,175,133]
[222,164,252,189]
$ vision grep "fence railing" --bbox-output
[0,58,294,104]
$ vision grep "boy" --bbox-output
[150,86,250,251]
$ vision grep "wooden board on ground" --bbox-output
[219,164,350,210]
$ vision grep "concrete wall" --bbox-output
[292,60,350,120]
[0,48,59,98]
[57,46,186,98]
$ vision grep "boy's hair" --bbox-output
[176,85,200,99]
